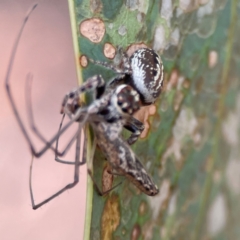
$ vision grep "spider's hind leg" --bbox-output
[54,113,87,164]
[29,121,86,210]
[87,169,122,196]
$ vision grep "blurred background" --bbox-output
[0,1,86,239]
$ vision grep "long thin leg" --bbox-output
[5,4,85,158]
[87,169,122,196]
[29,122,86,209]
[5,4,41,154]
[25,73,103,157]
[88,47,132,75]
[85,130,123,196]
[88,58,124,74]
[25,73,88,157]
[106,74,126,91]
[55,114,79,164]
[25,73,56,153]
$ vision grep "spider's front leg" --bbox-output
[25,74,104,158]
[29,121,86,209]
[87,47,132,76]
[124,116,145,145]
[61,75,106,117]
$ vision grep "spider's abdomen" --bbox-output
[130,48,164,105]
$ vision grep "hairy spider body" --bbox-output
[129,48,164,104]
[62,75,140,127]
[88,47,164,144]
[62,74,143,145]
[89,47,164,106]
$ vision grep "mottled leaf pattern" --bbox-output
[68,0,240,239]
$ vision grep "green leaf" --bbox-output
[68,0,240,239]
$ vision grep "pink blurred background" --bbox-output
[0,1,86,239]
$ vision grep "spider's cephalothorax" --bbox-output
[61,75,143,145]
[89,47,164,106]
[97,84,141,122]
[62,75,141,124]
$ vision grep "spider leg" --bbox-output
[124,116,145,145]
[25,73,57,153]
[88,47,132,75]
[61,75,106,114]
[54,114,82,164]
[86,133,123,196]
[4,4,42,154]
[5,4,84,158]
[29,122,86,210]
[120,48,132,73]
[87,169,122,196]
[106,74,126,90]
[107,167,125,176]
[25,73,105,156]
[25,73,88,157]
[88,57,125,74]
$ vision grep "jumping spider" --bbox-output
[88,46,164,145]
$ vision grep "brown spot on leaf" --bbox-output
[102,164,113,193]
[134,105,157,139]
[139,201,147,215]
[183,79,190,88]
[104,43,116,59]
[80,18,105,43]
[131,224,141,240]
[208,50,218,68]
[126,43,148,57]
[166,69,179,91]
[195,76,204,94]
[79,55,88,67]
[101,194,120,240]
[173,91,184,111]
[179,0,199,13]
[205,156,214,172]
[90,0,102,13]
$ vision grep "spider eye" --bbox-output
[115,85,141,115]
